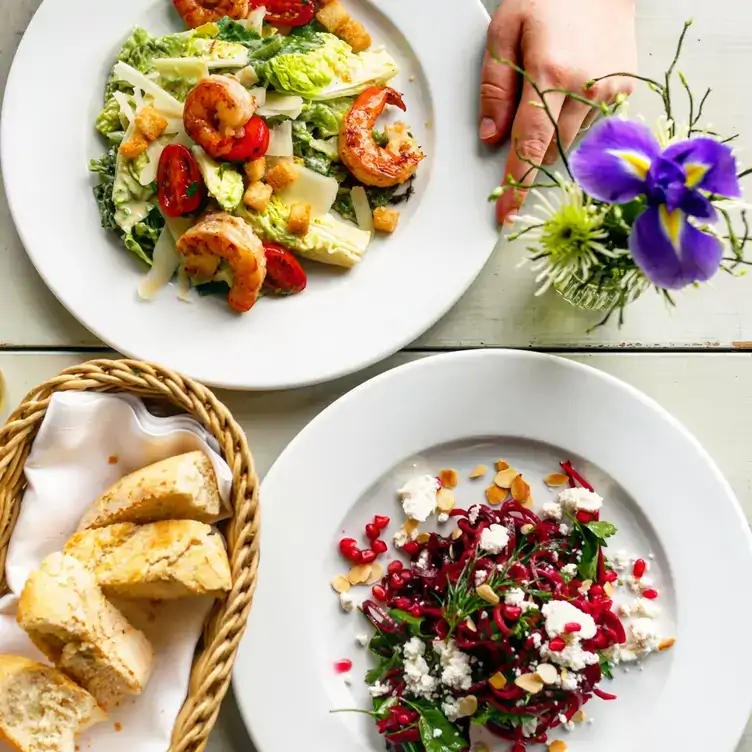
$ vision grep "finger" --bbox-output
[479,9,523,144]
[496,83,566,224]
[582,107,602,129]
[543,99,590,164]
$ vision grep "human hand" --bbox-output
[480,0,637,223]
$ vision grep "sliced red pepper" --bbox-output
[263,243,307,295]
[157,144,204,217]
[225,116,271,162]
[248,0,315,27]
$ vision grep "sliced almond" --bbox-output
[560,668,569,682]
[417,532,431,544]
[331,575,351,594]
[437,488,456,512]
[348,563,372,585]
[571,709,587,723]
[511,475,531,503]
[544,472,570,487]
[578,579,592,595]
[520,523,534,535]
[495,460,510,472]
[489,671,507,690]
[521,496,535,510]
[451,527,463,540]
[469,465,488,479]
[465,616,477,632]
[514,673,544,694]
[472,744,490,752]
[486,485,508,505]
[603,581,615,597]
[456,695,478,717]
[549,742,568,752]
[475,583,499,605]
[658,637,676,651]
[403,519,420,535]
[366,563,384,585]
[494,467,519,489]
[535,663,558,685]
[439,468,459,488]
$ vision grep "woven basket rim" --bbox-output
[0,358,260,752]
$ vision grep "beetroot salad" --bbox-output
[332,461,674,752]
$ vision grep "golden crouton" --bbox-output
[243,157,267,184]
[118,131,150,159]
[243,181,274,213]
[316,1,349,33]
[135,106,168,141]
[337,18,371,52]
[288,202,311,236]
[265,161,298,192]
[373,207,400,234]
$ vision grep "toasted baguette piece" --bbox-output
[17,553,154,710]
[78,450,226,531]
[0,655,105,752]
[64,521,232,600]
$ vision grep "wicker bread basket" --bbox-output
[0,359,260,752]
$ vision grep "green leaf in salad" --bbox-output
[365,648,400,684]
[472,703,536,729]
[122,208,164,266]
[598,652,615,680]
[89,149,120,232]
[405,703,467,752]
[95,97,126,142]
[586,521,617,541]
[372,128,389,147]
[332,178,415,224]
[298,98,353,138]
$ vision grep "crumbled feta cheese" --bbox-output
[438,512,449,523]
[561,671,579,691]
[531,633,542,649]
[475,570,488,586]
[339,592,355,612]
[541,640,599,671]
[558,487,603,512]
[479,524,510,554]
[355,634,369,647]
[606,550,630,572]
[442,697,461,722]
[627,575,654,595]
[541,502,563,521]
[434,639,472,691]
[468,505,481,525]
[398,475,440,522]
[559,523,569,535]
[611,646,639,664]
[521,717,539,737]
[403,637,438,699]
[417,549,431,568]
[630,619,660,652]
[369,680,391,697]
[504,588,525,607]
[393,529,408,547]
[433,728,443,738]
[633,598,660,618]
[542,601,596,639]
[561,563,578,578]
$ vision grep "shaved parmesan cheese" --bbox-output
[153,57,209,80]
[133,87,144,109]
[266,120,293,157]
[139,138,167,186]
[112,92,135,124]
[257,93,304,121]
[163,117,185,135]
[138,227,180,300]
[247,6,266,34]
[247,87,267,109]
[234,65,259,88]
[177,262,193,302]
[113,62,183,118]
[279,165,339,217]
[164,215,196,244]
[351,186,374,232]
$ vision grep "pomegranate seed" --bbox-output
[344,546,362,563]
[409,604,422,617]
[604,570,618,583]
[643,588,659,599]
[374,515,390,530]
[400,570,412,582]
[549,637,566,652]
[594,631,609,650]
[403,541,420,556]
[395,712,412,725]
[503,606,522,621]
[338,538,357,556]
[393,597,411,610]
[633,558,647,578]
[372,584,387,602]
[334,659,352,673]
[589,584,604,596]
[390,573,404,590]
[365,523,380,541]
[564,622,582,633]
[576,510,594,523]
[360,549,377,564]
[372,539,388,554]
[387,560,403,574]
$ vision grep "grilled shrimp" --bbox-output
[173,0,249,29]
[183,76,256,160]
[339,87,424,188]
[177,213,266,313]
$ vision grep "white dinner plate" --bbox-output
[2,0,500,390]
[234,349,752,751]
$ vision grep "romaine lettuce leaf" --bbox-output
[297,97,353,138]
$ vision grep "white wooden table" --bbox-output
[1,0,751,749]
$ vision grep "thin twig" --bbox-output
[585,72,664,91]
[664,19,694,133]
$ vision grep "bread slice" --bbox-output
[64,521,232,600]
[17,553,154,710]
[77,450,227,531]
[0,655,105,752]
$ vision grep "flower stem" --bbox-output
[664,19,694,135]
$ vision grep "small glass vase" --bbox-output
[555,275,627,313]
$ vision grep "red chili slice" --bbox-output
[157,144,204,217]
[263,243,307,295]
[249,0,315,27]
[225,116,271,162]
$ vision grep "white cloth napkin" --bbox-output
[0,392,234,752]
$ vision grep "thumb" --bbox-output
[480,10,522,144]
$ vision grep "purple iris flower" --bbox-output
[570,118,741,289]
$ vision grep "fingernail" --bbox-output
[480,118,498,141]
[503,210,519,227]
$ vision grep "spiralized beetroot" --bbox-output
[359,463,631,751]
